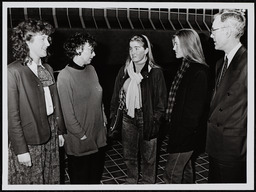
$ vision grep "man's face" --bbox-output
[210,16,229,51]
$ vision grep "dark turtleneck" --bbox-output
[68,60,86,70]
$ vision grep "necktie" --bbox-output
[216,56,228,87]
[37,65,54,87]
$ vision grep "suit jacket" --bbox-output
[206,46,247,161]
[8,60,66,155]
[167,62,209,153]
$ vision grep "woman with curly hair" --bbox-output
[8,18,66,184]
[57,32,107,184]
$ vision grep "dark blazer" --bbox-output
[167,62,209,153]
[206,46,247,162]
[8,60,66,155]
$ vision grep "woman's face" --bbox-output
[173,36,184,59]
[79,42,96,65]
[129,40,148,64]
[26,33,50,59]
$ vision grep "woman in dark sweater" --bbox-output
[57,33,107,184]
[163,29,209,183]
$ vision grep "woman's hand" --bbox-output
[17,152,32,167]
[80,135,87,140]
[59,135,65,147]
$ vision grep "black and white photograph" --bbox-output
[2,1,254,191]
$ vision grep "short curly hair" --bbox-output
[11,18,54,63]
[63,32,97,60]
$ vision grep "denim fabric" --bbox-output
[163,151,194,183]
[122,109,157,184]
[208,156,246,183]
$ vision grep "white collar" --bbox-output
[27,60,43,76]
[226,42,242,67]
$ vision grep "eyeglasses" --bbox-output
[210,27,228,34]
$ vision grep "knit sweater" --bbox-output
[57,64,107,156]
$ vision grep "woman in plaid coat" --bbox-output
[163,29,209,183]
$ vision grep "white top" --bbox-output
[27,60,54,115]
[226,42,242,68]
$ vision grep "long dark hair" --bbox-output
[173,29,207,65]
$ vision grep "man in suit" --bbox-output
[206,10,247,183]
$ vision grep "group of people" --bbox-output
[8,9,247,185]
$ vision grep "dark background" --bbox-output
[7,7,247,148]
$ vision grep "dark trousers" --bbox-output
[208,156,246,183]
[122,110,157,184]
[67,147,106,184]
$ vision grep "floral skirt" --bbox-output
[8,115,60,184]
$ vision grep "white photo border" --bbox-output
[2,1,254,191]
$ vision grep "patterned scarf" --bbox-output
[37,65,54,87]
[165,59,190,122]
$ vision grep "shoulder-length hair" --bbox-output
[124,34,159,72]
[63,32,97,60]
[11,18,54,64]
[173,29,207,65]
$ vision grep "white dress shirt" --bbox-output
[226,42,242,68]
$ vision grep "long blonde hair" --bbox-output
[173,29,207,65]
[124,34,159,72]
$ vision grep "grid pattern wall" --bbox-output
[8,8,220,31]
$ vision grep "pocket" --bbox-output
[22,122,33,137]
[223,127,246,136]
[78,137,97,154]
[22,122,33,129]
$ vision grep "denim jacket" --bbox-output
[110,62,167,140]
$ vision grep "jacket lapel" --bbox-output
[209,46,246,116]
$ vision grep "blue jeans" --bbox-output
[122,109,157,184]
[163,151,194,183]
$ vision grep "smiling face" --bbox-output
[173,36,184,59]
[129,40,148,64]
[78,42,96,65]
[26,33,50,60]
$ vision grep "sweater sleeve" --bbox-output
[57,70,85,139]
